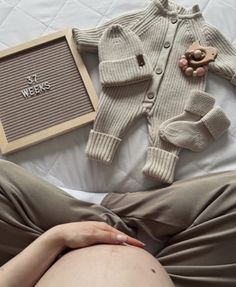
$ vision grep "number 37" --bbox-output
[27,74,37,85]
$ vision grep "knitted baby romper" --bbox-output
[73,0,236,184]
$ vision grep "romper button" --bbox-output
[164,41,171,48]
[156,68,163,75]
[147,92,154,99]
[171,18,178,24]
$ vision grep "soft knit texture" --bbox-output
[159,89,216,130]
[73,0,236,184]
[160,106,231,152]
[99,24,153,86]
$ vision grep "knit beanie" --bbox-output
[98,24,153,86]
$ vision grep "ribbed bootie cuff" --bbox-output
[185,90,216,117]
[86,130,121,164]
[142,147,179,184]
[202,106,231,139]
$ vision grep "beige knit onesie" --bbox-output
[73,0,236,183]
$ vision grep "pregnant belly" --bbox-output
[35,244,174,287]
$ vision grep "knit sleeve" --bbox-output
[203,22,236,86]
[72,8,145,53]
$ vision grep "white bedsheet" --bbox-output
[0,0,236,197]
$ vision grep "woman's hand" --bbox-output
[0,221,145,287]
[51,221,145,249]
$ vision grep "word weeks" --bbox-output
[20,74,51,99]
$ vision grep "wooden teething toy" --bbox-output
[178,41,218,77]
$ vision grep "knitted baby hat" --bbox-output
[98,24,153,86]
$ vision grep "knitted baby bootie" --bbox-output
[98,24,153,86]
[160,106,231,152]
[159,90,216,132]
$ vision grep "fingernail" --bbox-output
[140,241,146,246]
[116,234,128,242]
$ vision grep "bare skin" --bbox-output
[36,244,174,287]
[0,221,174,287]
[0,221,145,287]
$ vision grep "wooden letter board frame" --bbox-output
[0,29,98,155]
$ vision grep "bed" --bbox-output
[0,0,236,199]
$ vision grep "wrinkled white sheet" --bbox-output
[0,0,236,197]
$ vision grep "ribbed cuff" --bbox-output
[231,73,236,86]
[99,54,153,86]
[72,28,98,52]
[142,147,179,184]
[202,106,231,139]
[86,130,121,164]
[185,90,215,117]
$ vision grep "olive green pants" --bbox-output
[0,160,236,286]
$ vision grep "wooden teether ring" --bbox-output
[185,41,218,67]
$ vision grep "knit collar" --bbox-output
[154,0,201,17]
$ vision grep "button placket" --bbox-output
[144,17,179,103]
[143,75,159,104]
[154,17,179,86]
